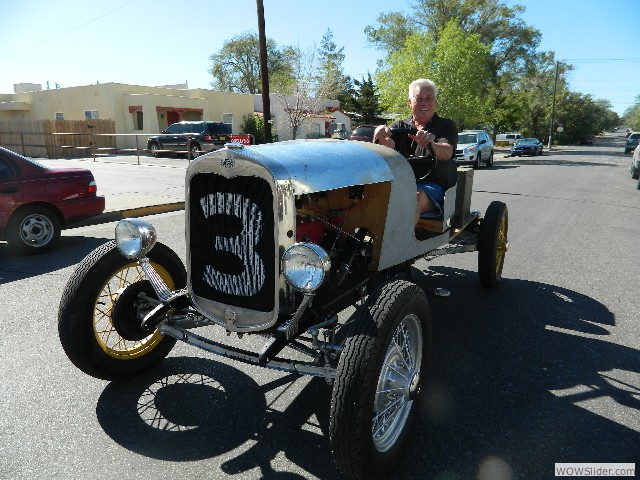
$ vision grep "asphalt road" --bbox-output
[0,134,638,480]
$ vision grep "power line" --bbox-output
[0,1,137,58]
[562,58,640,63]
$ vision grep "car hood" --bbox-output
[457,142,479,149]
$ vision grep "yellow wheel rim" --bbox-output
[93,262,175,359]
[495,215,508,274]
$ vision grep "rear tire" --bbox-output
[478,201,508,288]
[330,280,431,480]
[485,150,494,167]
[58,241,186,380]
[6,205,61,255]
[475,151,483,169]
[190,142,201,159]
[631,163,639,180]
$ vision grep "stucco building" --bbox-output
[0,83,349,151]
[0,82,255,150]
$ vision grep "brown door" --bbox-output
[166,111,180,126]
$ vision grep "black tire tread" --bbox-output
[7,204,61,255]
[478,201,508,288]
[58,241,185,380]
[330,280,430,480]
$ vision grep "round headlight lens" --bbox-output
[115,218,157,259]
[282,243,331,293]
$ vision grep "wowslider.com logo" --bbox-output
[555,463,635,477]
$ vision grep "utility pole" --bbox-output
[548,61,559,150]
[256,0,272,143]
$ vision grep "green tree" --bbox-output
[240,113,267,144]
[376,22,489,130]
[347,74,385,125]
[365,11,417,57]
[624,95,640,130]
[367,0,542,133]
[555,93,621,143]
[209,32,296,94]
[316,29,351,101]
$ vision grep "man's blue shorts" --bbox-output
[417,182,446,218]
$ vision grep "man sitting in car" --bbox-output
[373,78,458,223]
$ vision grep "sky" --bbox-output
[0,0,638,116]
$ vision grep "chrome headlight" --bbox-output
[282,243,331,293]
[115,218,157,259]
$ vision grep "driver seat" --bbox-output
[415,159,461,235]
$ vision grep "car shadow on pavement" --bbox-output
[395,266,639,479]
[96,356,339,479]
[93,267,639,480]
[0,236,109,285]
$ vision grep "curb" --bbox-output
[68,201,185,229]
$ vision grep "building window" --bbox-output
[55,112,64,120]
[84,110,99,120]
[222,113,233,131]
[132,110,143,130]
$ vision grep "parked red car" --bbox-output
[0,146,105,254]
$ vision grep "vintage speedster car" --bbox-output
[58,138,508,480]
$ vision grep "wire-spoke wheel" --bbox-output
[330,280,431,480]
[372,313,423,453]
[478,201,508,288]
[58,241,186,379]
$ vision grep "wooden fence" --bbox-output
[0,119,116,158]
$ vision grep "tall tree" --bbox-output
[624,95,640,130]
[346,74,385,125]
[367,0,542,133]
[209,32,295,94]
[376,22,489,129]
[364,11,416,56]
[316,29,350,101]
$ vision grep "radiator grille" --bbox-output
[189,173,275,312]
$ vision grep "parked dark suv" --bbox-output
[147,121,232,157]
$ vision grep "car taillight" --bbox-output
[205,135,212,142]
[88,180,97,194]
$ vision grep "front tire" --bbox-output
[631,163,639,180]
[478,201,508,288]
[58,241,187,380]
[6,205,61,255]
[330,280,431,480]
[149,142,160,157]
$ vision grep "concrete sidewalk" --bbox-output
[39,154,189,227]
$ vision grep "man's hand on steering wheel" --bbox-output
[409,130,435,149]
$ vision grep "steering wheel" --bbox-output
[390,126,438,181]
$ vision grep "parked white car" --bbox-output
[496,132,524,144]
[631,143,640,187]
[455,130,495,168]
